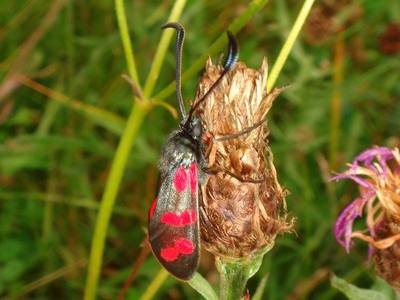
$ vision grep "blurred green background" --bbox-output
[1,0,399,299]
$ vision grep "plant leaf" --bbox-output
[252,274,269,300]
[188,272,218,300]
[331,274,390,300]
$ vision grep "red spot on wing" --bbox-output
[174,166,188,192]
[180,209,196,226]
[189,163,198,194]
[160,238,196,262]
[160,247,179,262]
[149,198,157,219]
[160,212,181,226]
[175,238,195,254]
[161,209,196,226]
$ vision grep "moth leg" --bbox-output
[202,166,264,183]
[214,117,267,142]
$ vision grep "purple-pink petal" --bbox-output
[352,147,393,165]
[350,147,394,175]
[331,146,398,254]
[334,197,368,252]
[367,215,384,260]
[330,173,375,190]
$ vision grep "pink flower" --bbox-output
[332,146,400,252]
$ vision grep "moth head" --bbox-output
[182,116,202,139]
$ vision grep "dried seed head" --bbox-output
[196,58,292,260]
[304,0,363,45]
[374,215,400,291]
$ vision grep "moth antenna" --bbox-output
[223,31,239,70]
[186,31,239,124]
[162,22,187,120]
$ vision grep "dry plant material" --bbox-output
[196,59,292,259]
[304,0,363,45]
[0,0,67,101]
[379,23,400,55]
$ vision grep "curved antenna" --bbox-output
[162,22,187,120]
[223,31,239,70]
[185,31,239,125]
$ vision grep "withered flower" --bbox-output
[332,146,400,290]
[379,23,400,55]
[304,0,363,45]
[195,59,291,261]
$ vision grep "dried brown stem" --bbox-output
[117,241,150,300]
[0,0,67,101]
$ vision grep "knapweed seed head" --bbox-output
[196,58,292,260]
[332,146,400,289]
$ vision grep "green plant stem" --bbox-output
[84,104,148,300]
[83,0,187,299]
[17,75,126,135]
[13,259,86,299]
[115,0,140,84]
[216,254,265,300]
[188,272,218,300]
[218,261,249,300]
[154,0,270,101]
[329,33,344,168]
[37,99,60,244]
[83,0,145,296]
[267,0,316,92]
[139,268,169,300]
[143,0,187,97]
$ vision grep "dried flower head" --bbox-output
[332,146,400,289]
[195,58,291,260]
[378,23,400,55]
[304,0,363,45]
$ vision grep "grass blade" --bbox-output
[267,0,316,92]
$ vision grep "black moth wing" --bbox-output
[148,22,238,281]
[149,155,200,280]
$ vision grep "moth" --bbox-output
[148,22,238,280]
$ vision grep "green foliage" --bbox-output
[331,274,393,300]
[188,272,218,300]
[1,0,399,299]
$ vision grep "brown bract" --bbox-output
[374,215,400,291]
[372,150,400,291]
[195,58,292,259]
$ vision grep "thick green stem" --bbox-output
[216,251,266,300]
[217,260,249,300]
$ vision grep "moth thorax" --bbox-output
[173,150,195,167]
